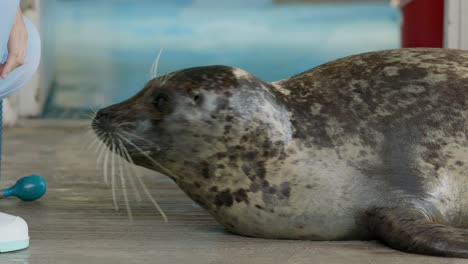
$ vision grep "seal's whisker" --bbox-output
[121,131,159,149]
[86,114,99,125]
[96,139,109,170]
[116,122,135,128]
[80,127,95,138]
[93,133,106,154]
[160,74,169,85]
[161,71,177,85]
[96,146,107,173]
[117,147,133,221]
[80,129,93,143]
[161,71,176,86]
[110,137,119,211]
[89,127,104,138]
[81,127,94,137]
[92,131,138,218]
[86,113,97,120]
[96,137,109,167]
[85,119,95,125]
[86,134,101,151]
[118,139,142,202]
[119,136,168,222]
[103,137,111,186]
[80,128,95,145]
[79,128,90,138]
[134,170,168,222]
[95,130,108,142]
[119,135,179,181]
[151,48,163,79]
[83,131,100,152]
[89,106,98,116]
[93,140,106,170]
[89,121,101,128]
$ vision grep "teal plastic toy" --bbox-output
[0,175,46,201]
[0,101,47,201]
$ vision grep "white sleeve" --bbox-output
[0,16,41,99]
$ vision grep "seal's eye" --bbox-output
[193,94,203,106]
[153,93,170,110]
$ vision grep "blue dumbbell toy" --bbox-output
[0,100,47,202]
[0,174,46,201]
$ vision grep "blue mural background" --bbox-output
[44,0,400,116]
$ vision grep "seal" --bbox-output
[92,48,468,258]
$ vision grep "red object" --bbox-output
[401,0,444,48]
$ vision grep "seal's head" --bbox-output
[92,65,291,183]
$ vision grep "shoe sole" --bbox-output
[0,239,29,253]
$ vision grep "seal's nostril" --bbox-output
[93,109,116,132]
[95,109,112,122]
[98,113,110,120]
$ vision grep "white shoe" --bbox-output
[0,213,29,252]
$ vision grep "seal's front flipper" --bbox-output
[367,207,468,258]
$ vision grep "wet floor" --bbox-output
[1,120,465,264]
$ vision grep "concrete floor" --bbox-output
[0,120,466,264]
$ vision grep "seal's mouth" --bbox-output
[86,107,169,223]
[92,108,162,161]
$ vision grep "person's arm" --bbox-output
[0,0,20,63]
[0,6,28,79]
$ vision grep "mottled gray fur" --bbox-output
[93,48,468,257]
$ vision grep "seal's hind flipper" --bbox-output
[367,207,468,257]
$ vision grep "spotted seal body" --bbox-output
[93,48,468,257]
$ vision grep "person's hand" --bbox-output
[0,8,28,79]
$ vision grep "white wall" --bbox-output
[445,0,468,49]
